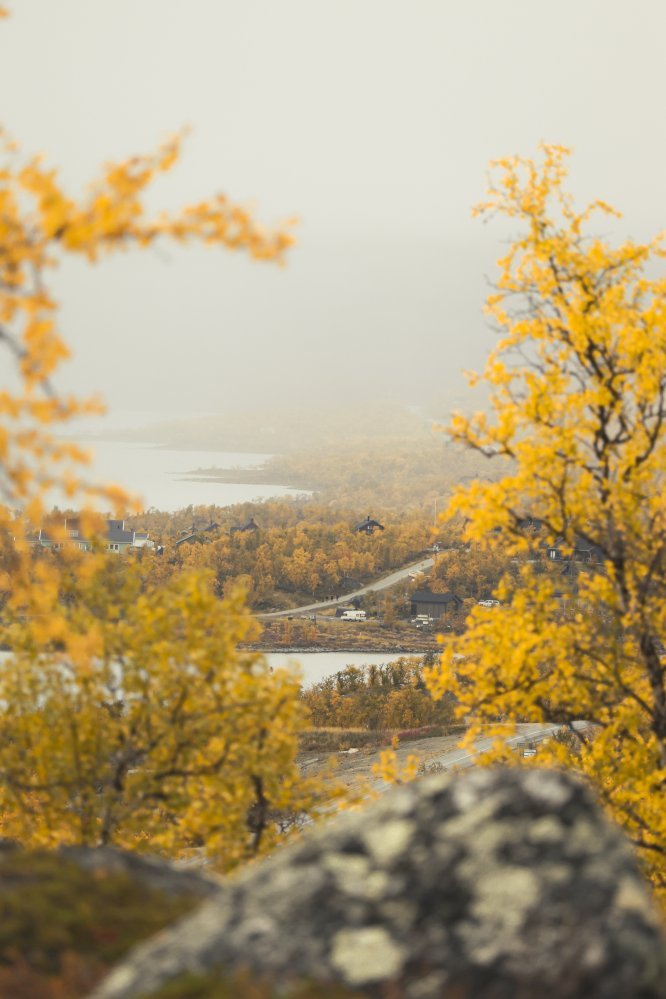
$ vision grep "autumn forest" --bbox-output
[0,4,665,991]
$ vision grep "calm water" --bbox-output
[20,414,407,684]
[265,651,419,687]
[0,651,413,690]
[55,409,309,512]
[77,440,306,512]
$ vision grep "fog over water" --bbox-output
[78,441,306,512]
[1,1,664,426]
[55,410,306,511]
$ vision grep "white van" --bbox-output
[340,610,367,621]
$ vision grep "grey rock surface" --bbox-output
[59,845,223,900]
[90,767,666,999]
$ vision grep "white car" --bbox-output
[477,599,501,608]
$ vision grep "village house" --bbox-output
[25,518,154,554]
[355,515,385,535]
[175,532,202,549]
[230,517,259,536]
[105,519,139,553]
[547,536,605,564]
[410,589,462,619]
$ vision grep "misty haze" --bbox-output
[3,1,664,422]
[1,3,665,997]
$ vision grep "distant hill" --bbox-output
[183,433,500,514]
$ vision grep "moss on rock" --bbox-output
[144,970,367,999]
[0,848,201,998]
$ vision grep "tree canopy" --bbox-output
[0,107,310,866]
[426,145,666,897]
[3,562,310,868]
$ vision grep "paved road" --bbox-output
[425,722,587,770]
[368,722,591,794]
[258,556,435,620]
[304,723,592,809]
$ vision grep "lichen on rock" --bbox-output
[90,768,666,999]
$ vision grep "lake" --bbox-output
[75,439,307,512]
[53,409,310,511]
[265,651,421,687]
[0,650,417,690]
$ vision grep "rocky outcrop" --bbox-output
[0,843,217,998]
[59,845,222,900]
[91,768,666,999]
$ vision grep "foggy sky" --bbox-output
[2,1,665,419]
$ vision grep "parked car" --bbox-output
[411,614,433,628]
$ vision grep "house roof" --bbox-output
[355,516,385,531]
[175,533,201,548]
[23,518,150,548]
[411,589,460,605]
[548,536,605,562]
[107,524,134,544]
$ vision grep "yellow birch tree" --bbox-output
[425,145,666,897]
[3,561,311,869]
[0,53,312,864]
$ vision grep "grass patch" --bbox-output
[299,729,393,752]
[299,725,463,753]
[0,849,201,998]
[145,969,367,998]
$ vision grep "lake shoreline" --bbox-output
[181,468,311,488]
[49,439,307,511]
[244,646,432,656]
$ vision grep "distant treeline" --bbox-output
[301,657,456,731]
[186,435,498,514]
[125,501,441,609]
